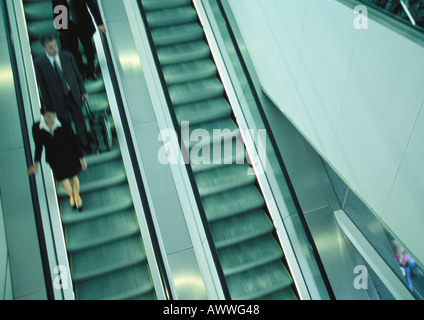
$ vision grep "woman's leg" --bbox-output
[59,179,75,206]
[70,176,82,208]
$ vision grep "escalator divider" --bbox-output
[136,0,232,300]
[96,32,174,300]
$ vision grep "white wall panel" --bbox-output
[227,0,424,263]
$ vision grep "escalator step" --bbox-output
[60,184,133,223]
[141,0,191,12]
[76,264,154,300]
[84,78,105,94]
[84,145,121,166]
[258,288,298,300]
[174,97,231,126]
[226,260,294,300]
[202,185,264,222]
[151,23,204,47]
[157,41,210,66]
[146,6,198,29]
[24,2,53,21]
[65,210,140,253]
[88,92,109,112]
[78,158,125,185]
[210,210,274,249]
[56,165,127,197]
[27,20,56,39]
[195,163,255,197]
[163,59,217,85]
[219,235,284,277]
[168,78,224,106]
[71,236,147,283]
[190,139,247,173]
[185,117,239,150]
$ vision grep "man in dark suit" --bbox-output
[52,0,106,79]
[34,35,90,152]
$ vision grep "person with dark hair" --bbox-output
[27,107,87,211]
[34,35,91,153]
[52,0,106,79]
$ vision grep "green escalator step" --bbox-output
[84,145,121,166]
[186,117,238,150]
[65,210,141,253]
[146,6,198,29]
[71,236,147,283]
[218,235,284,276]
[195,163,255,197]
[78,158,124,184]
[59,184,133,222]
[163,59,217,85]
[169,77,224,106]
[190,139,247,173]
[88,92,109,112]
[157,41,210,66]
[175,97,231,125]
[210,210,274,249]
[61,196,134,226]
[226,260,294,300]
[151,23,204,47]
[24,2,53,21]
[258,288,298,300]
[84,78,105,94]
[27,20,57,39]
[202,185,264,222]
[58,170,127,198]
[141,0,191,11]
[76,264,154,300]
[66,209,139,247]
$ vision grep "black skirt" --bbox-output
[50,156,82,181]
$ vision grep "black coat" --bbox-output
[33,119,84,180]
[52,0,104,36]
[34,51,86,113]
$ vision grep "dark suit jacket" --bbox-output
[34,51,86,113]
[52,0,104,36]
[32,118,84,166]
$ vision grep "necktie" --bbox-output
[53,59,70,95]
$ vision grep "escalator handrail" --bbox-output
[135,0,232,300]
[96,31,174,300]
[1,0,55,300]
[214,0,337,300]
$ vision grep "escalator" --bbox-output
[22,0,157,300]
[139,0,298,300]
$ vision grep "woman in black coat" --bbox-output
[27,109,87,211]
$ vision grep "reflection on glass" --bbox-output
[362,0,424,29]
[391,240,424,296]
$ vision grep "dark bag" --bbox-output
[84,101,112,153]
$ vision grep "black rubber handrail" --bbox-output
[215,0,337,300]
[97,31,174,300]
[1,0,55,300]
[135,0,232,299]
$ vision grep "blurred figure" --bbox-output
[391,240,424,291]
[52,0,106,79]
[27,108,87,211]
[34,35,91,153]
